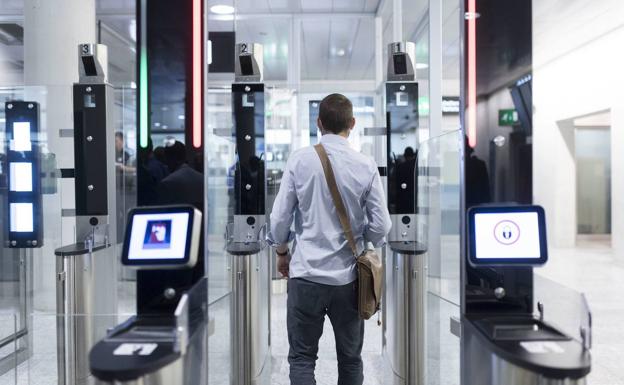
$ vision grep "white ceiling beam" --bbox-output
[233,12,375,19]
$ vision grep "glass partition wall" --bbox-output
[204,0,462,384]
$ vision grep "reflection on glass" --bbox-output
[10,122,31,152]
[465,136,491,207]
[10,202,33,232]
[9,162,33,192]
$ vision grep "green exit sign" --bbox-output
[498,109,519,126]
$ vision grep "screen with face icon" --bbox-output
[468,205,547,266]
[122,206,201,268]
[129,213,188,259]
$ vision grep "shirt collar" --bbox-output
[320,134,349,146]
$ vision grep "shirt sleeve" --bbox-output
[363,165,392,248]
[266,156,298,246]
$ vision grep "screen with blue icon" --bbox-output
[127,212,189,260]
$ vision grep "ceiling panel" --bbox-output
[204,0,383,14]
[96,0,135,11]
[342,18,375,80]
[300,16,375,81]
[301,18,331,79]
[363,0,380,12]
[0,0,22,14]
[326,18,359,78]
[332,0,370,12]
[235,17,290,80]
[299,0,334,12]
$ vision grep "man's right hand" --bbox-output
[277,254,290,278]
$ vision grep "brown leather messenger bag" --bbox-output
[314,144,383,320]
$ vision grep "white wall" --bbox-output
[532,0,624,256]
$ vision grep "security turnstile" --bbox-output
[383,242,427,385]
[54,43,118,385]
[381,42,427,385]
[228,42,271,385]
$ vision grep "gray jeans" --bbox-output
[287,278,364,385]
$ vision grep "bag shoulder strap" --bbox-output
[314,144,358,257]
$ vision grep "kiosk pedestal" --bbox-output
[463,316,590,385]
[228,243,271,385]
[55,243,116,385]
[383,242,427,385]
[90,280,208,385]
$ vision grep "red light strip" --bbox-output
[467,0,477,148]
[192,0,202,148]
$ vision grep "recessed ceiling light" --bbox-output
[154,122,161,127]
[210,4,235,15]
[336,48,346,57]
[415,63,429,69]
[178,114,185,120]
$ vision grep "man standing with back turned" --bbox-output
[268,94,392,385]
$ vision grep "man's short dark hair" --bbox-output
[319,94,353,135]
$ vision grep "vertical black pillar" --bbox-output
[461,0,534,317]
[232,83,265,219]
[135,0,205,315]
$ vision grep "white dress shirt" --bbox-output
[267,134,392,285]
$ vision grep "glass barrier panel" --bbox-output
[533,274,592,349]
[418,130,462,385]
[0,314,18,384]
[205,84,235,384]
[419,130,462,305]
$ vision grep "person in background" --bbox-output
[144,139,169,183]
[115,131,131,165]
[158,141,204,211]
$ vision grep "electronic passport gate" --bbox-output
[380,42,428,385]
[54,44,118,385]
[227,43,271,385]
[89,206,207,385]
[461,205,591,385]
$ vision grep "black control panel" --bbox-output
[73,84,109,215]
[232,83,266,216]
[386,81,418,215]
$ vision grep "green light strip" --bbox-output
[139,0,148,148]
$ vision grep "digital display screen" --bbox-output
[9,162,33,192]
[127,212,190,260]
[10,122,32,152]
[10,203,34,232]
[468,206,547,265]
[474,212,540,259]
